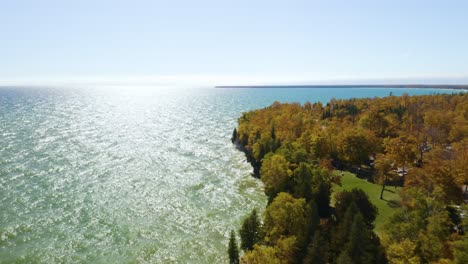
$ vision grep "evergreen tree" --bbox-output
[345,213,372,263]
[270,125,281,151]
[231,128,238,143]
[330,201,358,261]
[228,230,239,264]
[313,177,331,218]
[239,209,262,251]
[303,230,329,264]
[334,189,377,227]
[343,213,387,264]
[306,201,320,237]
[336,250,353,264]
[291,162,313,201]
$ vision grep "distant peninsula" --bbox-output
[215,84,468,89]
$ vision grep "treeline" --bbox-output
[228,93,467,264]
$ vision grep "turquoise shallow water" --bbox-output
[0,86,461,263]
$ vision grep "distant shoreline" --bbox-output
[215,84,468,90]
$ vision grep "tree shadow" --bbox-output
[386,200,401,208]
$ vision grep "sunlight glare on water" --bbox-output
[0,87,267,263]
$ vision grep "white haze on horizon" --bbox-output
[0,74,468,89]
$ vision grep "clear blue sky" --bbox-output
[1,0,468,85]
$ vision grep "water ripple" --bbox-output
[0,87,268,263]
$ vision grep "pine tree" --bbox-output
[240,209,262,251]
[345,213,372,263]
[334,189,377,227]
[307,201,320,237]
[344,213,387,264]
[330,201,358,261]
[291,163,313,201]
[303,230,329,264]
[231,128,238,143]
[313,178,331,218]
[228,230,239,264]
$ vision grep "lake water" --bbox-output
[0,86,460,263]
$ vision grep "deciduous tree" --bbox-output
[260,154,291,199]
[375,153,399,200]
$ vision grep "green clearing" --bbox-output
[332,171,401,234]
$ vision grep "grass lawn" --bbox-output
[332,171,401,234]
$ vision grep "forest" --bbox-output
[228,93,467,264]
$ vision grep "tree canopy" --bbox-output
[230,93,467,264]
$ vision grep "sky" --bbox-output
[1,0,468,86]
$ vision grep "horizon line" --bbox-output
[215,84,468,90]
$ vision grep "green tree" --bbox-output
[334,189,377,227]
[228,230,240,264]
[290,164,332,217]
[344,212,387,264]
[275,142,308,165]
[452,204,468,264]
[264,193,309,248]
[330,201,358,261]
[303,230,329,264]
[260,154,291,199]
[291,162,313,201]
[452,236,468,264]
[232,128,238,143]
[239,209,262,251]
[382,187,454,263]
[311,171,332,218]
[306,201,320,238]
